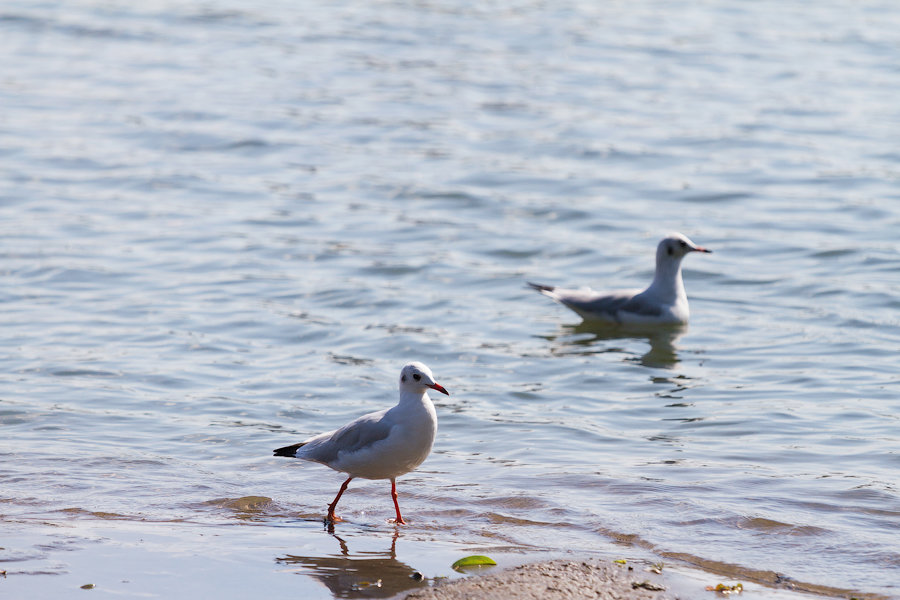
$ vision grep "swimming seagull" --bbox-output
[528,233,711,325]
[273,361,448,524]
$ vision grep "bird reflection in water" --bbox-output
[276,530,427,598]
[540,322,686,369]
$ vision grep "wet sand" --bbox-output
[401,559,676,600]
[398,557,841,600]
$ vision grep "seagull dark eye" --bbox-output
[413,373,421,381]
[679,240,687,247]
[667,247,673,256]
[401,375,406,382]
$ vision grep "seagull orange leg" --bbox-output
[390,478,406,525]
[327,476,353,523]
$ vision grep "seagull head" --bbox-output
[399,362,449,396]
[657,233,712,263]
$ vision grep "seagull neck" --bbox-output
[648,256,686,302]
[398,388,432,407]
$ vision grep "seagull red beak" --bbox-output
[694,246,712,253]
[428,382,450,396]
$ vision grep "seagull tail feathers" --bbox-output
[527,281,556,294]
[273,442,306,457]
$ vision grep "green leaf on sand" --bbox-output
[706,582,744,594]
[452,555,497,571]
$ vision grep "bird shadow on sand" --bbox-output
[536,321,687,369]
[276,529,427,598]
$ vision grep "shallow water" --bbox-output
[1,0,899,598]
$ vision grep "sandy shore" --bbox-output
[396,557,845,600]
[400,558,677,600]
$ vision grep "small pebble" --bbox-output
[632,581,666,591]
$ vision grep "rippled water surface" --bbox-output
[2,1,899,598]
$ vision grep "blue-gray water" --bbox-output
[1,1,899,598]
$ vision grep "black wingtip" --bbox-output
[527,281,555,293]
[273,442,305,457]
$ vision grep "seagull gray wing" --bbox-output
[550,288,646,321]
[530,282,663,322]
[298,409,394,465]
[617,292,665,318]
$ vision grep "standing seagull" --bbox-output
[529,233,711,325]
[273,362,449,525]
